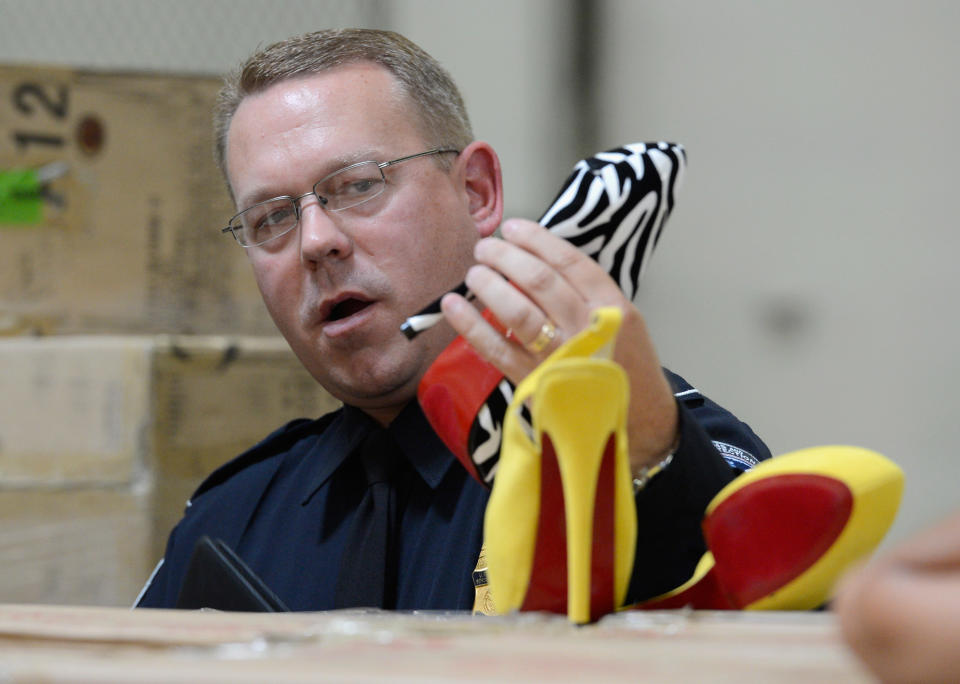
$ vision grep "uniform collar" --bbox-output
[299,400,457,505]
[388,399,459,490]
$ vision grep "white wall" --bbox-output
[386,0,579,221]
[597,0,960,545]
[0,0,384,74]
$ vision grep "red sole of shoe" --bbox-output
[520,432,568,614]
[519,432,619,621]
[705,474,853,607]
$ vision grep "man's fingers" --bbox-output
[499,219,623,306]
[439,290,535,384]
[472,236,585,330]
[461,263,565,355]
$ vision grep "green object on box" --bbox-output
[0,169,43,225]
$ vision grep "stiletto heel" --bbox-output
[533,360,633,622]
[484,307,637,624]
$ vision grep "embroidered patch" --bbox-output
[713,441,760,471]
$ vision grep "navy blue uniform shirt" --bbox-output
[136,370,769,610]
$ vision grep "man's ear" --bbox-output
[456,141,503,238]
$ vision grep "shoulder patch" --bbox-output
[712,440,760,471]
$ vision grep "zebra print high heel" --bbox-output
[418,142,686,488]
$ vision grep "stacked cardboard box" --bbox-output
[0,336,339,606]
[0,66,339,606]
[0,64,275,335]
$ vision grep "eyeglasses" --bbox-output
[222,148,459,248]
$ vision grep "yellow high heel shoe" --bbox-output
[484,307,637,624]
[634,445,904,611]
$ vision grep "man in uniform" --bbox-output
[137,28,768,611]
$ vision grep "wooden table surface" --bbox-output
[0,604,873,683]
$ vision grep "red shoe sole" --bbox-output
[520,432,619,622]
[706,473,853,608]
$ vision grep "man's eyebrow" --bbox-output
[236,149,383,209]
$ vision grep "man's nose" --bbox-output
[297,194,352,265]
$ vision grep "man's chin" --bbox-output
[315,359,425,415]
[329,379,422,425]
[288,329,438,415]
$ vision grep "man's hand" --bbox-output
[440,218,678,471]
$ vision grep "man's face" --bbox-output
[225,63,483,423]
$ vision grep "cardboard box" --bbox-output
[0,335,340,605]
[0,606,868,682]
[0,64,275,335]
[145,336,341,560]
[0,488,152,607]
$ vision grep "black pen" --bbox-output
[400,281,474,339]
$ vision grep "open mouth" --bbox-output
[327,298,373,322]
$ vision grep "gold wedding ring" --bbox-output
[525,320,557,353]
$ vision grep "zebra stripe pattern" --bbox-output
[539,141,685,302]
[465,142,686,485]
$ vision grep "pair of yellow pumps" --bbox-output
[483,307,904,624]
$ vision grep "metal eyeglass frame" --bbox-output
[222,148,460,247]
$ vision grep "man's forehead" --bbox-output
[225,67,424,206]
[287,63,399,100]
[243,63,406,119]
[229,65,415,149]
